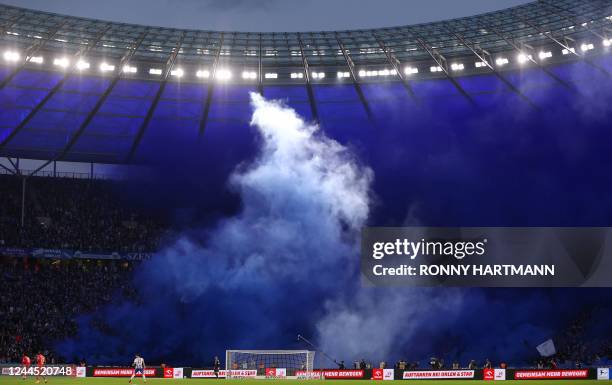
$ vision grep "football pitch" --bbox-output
[0,379,600,385]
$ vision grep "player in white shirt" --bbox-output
[129,354,146,383]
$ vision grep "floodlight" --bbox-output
[264,73,278,79]
[561,47,576,55]
[603,39,611,47]
[122,65,137,73]
[450,63,464,71]
[53,57,69,68]
[196,70,210,78]
[495,57,509,66]
[100,62,115,72]
[290,72,303,79]
[171,68,184,78]
[580,43,594,52]
[29,56,44,64]
[149,68,162,75]
[404,66,418,75]
[517,53,531,64]
[3,51,20,62]
[538,51,552,60]
[76,60,90,70]
[475,61,488,68]
[430,66,442,73]
[216,69,232,81]
[241,71,256,80]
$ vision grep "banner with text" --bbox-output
[92,368,157,377]
[191,369,257,378]
[402,370,475,380]
[513,370,589,380]
[321,370,365,379]
[0,247,151,261]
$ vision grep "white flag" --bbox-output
[536,339,556,357]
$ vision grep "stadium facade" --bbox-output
[0,0,610,167]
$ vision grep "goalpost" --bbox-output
[225,350,315,378]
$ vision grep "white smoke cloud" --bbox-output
[314,287,464,364]
[159,93,373,296]
[61,92,378,362]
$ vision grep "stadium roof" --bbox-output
[0,0,610,167]
[0,0,610,82]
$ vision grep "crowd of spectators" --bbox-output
[0,174,165,253]
[0,174,163,364]
[545,308,612,368]
[0,256,137,363]
[380,309,612,371]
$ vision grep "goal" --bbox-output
[225,350,315,377]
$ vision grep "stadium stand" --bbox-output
[548,309,612,368]
[0,256,136,364]
[0,174,165,252]
[0,173,160,363]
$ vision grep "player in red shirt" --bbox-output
[21,354,31,380]
[35,352,47,384]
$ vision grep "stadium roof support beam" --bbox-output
[515,11,610,77]
[517,14,579,56]
[0,79,65,151]
[0,24,112,152]
[540,0,609,42]
[25,31,149,175]
[126,31,186,162]
[477,21,576,92]
[372,32,418,103]
[335,34,374,120]
[0,18,70,90]
[198,32,225,136]
[297,35,319,123]
[446,28,538,108]
[410,31,475,105]
[0,158,17,175]
[6,156,19,174]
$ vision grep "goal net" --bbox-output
[225,350,315,377]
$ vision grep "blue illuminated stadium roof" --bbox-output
[0,0,610,165]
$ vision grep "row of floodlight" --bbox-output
[2,40,611,80]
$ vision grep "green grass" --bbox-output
[0,379,600,385]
